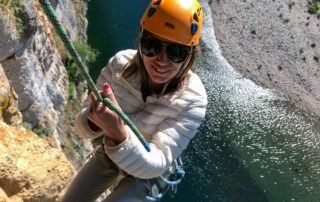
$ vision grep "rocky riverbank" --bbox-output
[0,0,93,200]
[209,0,320,122]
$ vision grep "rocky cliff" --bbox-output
[0,121,76,202]
[0,0,93,200]
[210,0,320,122]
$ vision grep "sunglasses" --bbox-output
[140,38,192,63]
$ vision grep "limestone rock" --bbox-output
[0,121,76,202]
[0,187,10,202]
[0,0,92,170]
[0,64,22,127]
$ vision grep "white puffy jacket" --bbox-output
[75,49,207,179]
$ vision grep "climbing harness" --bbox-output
[137,156,185,201]
[38,0,151,152]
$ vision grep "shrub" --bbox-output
[299,48,304,54]
[308,2,319,14]
[22,122,32,131]
[73,41,97,64]
[64,42,97,103]
[0,0,23,34]
[33,123,52,138]
[288,2,295,10]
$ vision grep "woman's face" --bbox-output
[142,34,185,87]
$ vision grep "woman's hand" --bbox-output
[87,83,128,145]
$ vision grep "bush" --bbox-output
[299,48,304,54]
[64,42,97,103]
[73,41,97,64]
[308,2,319,14]
[33,123,52,138]
[22,122,32,131]
[288,2,295,10]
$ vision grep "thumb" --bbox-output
[103,83,118,105]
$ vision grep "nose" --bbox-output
[156,47,170,65]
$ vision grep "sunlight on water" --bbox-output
[176,1,320,201]
[87,1,320,201]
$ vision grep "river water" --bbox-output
[86,1,320,201]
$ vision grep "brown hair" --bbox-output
[121,29,200,98]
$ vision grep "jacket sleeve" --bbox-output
[74,50,135,139]
[73,69,110,139]
[103,93,207,179]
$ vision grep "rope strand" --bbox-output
[38,0,151,152]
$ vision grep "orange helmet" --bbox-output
[140,0,203,46]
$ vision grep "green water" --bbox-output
[87,1,320,201]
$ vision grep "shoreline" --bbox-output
[209,0,320,123]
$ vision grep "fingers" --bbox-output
[103,83,120,107]
[90,83,120,115]
[90,92,104,112]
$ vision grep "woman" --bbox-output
[62,0,207,201]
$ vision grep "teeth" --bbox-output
[155,67,168,73]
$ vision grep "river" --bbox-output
[86,0,320,201]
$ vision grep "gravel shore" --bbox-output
[209,0,320,122]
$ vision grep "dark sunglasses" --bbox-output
[140,38,192,63]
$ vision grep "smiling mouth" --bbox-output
[152,65,170,74]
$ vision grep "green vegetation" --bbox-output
[288,2,295,10]
[308,2,320,14]
[22,122,32,131]
[311,43,316,48]
[78,13,86,25]
[257,64,262,70]
[251,29,256,34]
[284,18,290,23]
[73,42,97,65]
[299,48,304,54]
[278,65,283,71]
[314,56,320,61]
[0,0,23,34]
[302,56,307,61]
[0,0,22,13]
[64,42,97,104]
[306,22,310,26]
[22,121,52,138]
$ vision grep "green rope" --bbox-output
[39,0,151,152]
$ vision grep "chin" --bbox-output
[151,77,169,85]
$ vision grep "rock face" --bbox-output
[0,64,22,127]
[210,0,320,121]
[0,0,93,200]
[0,0,93,168]
[0,121,76,202]
[1,0,69,130]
